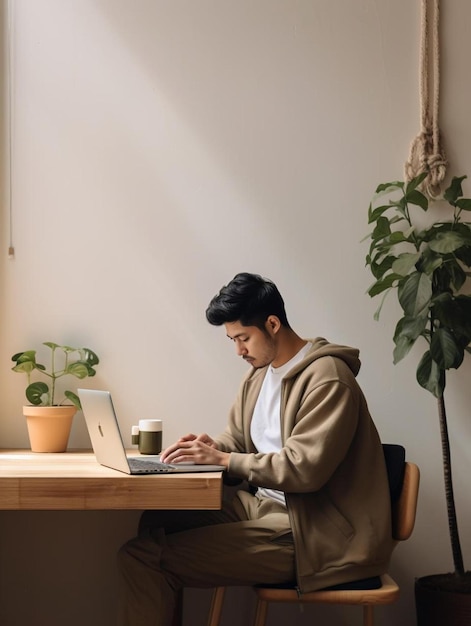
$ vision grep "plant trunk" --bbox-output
[438,391,465,577]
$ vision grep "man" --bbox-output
[118,272,393,626]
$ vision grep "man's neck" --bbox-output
[271,329,308,368]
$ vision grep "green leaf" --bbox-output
[430,328,464,369]
[368,273,402,297]
[455,245,471,267]
[448,260,467,291]
[405,189,428,210]
[26,382,49,405]
[66,362,90,379]
[393,335,415,364]
[405,172,428,194]
[12,350,36,364]
[428,231,467,254]
[395,196,408,219]
[392,315,428,363]
[389,231,409,244]
[368,204,393,224]
[455,198,471,211]
[368,254,396,280]
[11,350,46,374]
[371,216,391,241]
[43,341,60,350]
[418,247,443,275]
[12,360,36,375]
[392,252,421,276]
[83,348,99,367]
[444,176,467,205]
[394,315,428,341]
[433,295,471,347]
[375,181,404,194]
[372,289,391,321]
[398,272,432,317]
[416,351,445,397]
[64,390,81,409]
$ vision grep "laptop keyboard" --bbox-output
[128,457,172,473]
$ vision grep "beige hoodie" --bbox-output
[215,337,393,593]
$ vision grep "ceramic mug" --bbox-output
[132,419,163,455]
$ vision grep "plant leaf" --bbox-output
[428,231,467,254]
[448,260,467,291]
[26,382,49,405]
[433,294,471,348]
[455,245,471,267]
[398,272,432,317]
[431,328,464,370]
[375,181,404,194]
[405,172,428,194]
[368,204,393,224]
[416,351,445,397]
[393,335,415,364]
[392,252,421,276]
[406,189,428,210]
[66,362,90,379]
[455,198,471,211]
[372,289,391,321]
[444,175,467,205]
[393,315,428,363]
[43,341,60,350]
[367,254,396,280]
[83,348,100,367]
[64,390,81,409]
[368,273,402,297]
[418,247,443,275]
[371,216,392,241]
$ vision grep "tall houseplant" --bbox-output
[365,173,471,623]
[12,342,100,452]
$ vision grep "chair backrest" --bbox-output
[392,461,420,541]
[382,444,420,543]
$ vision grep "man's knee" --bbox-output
[118,535,165,572]
[117,538,138,573]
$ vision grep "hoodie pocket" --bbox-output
[317,492,354,541]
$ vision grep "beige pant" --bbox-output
[117,490,295,626]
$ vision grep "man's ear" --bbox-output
[266,315,281,335]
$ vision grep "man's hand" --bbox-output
[160,433,230,467]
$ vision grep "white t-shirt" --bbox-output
[250,342,312,505]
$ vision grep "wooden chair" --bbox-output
[206,445,420,626]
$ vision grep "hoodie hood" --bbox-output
[285,337,361,379]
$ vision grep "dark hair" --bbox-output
[206,272,290,329]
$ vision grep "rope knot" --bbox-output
[404,0,446,199]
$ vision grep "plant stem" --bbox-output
[438,391,465,577]
[51,345,56,405]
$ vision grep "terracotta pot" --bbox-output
[415,574,471,626]
[23,405,77,452]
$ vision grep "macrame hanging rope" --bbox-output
[405,0,447,198]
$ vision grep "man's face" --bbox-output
[224,320,277,369]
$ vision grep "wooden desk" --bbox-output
[0,449,223,511]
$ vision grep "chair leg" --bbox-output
[207,587,226,626]
[253,598,268,626]
[363,605,374,626]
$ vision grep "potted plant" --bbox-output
[11,342,100,452]
[365,173,471,624]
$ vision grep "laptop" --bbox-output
[78,389,225,475]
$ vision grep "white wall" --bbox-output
[1,1,470,625]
